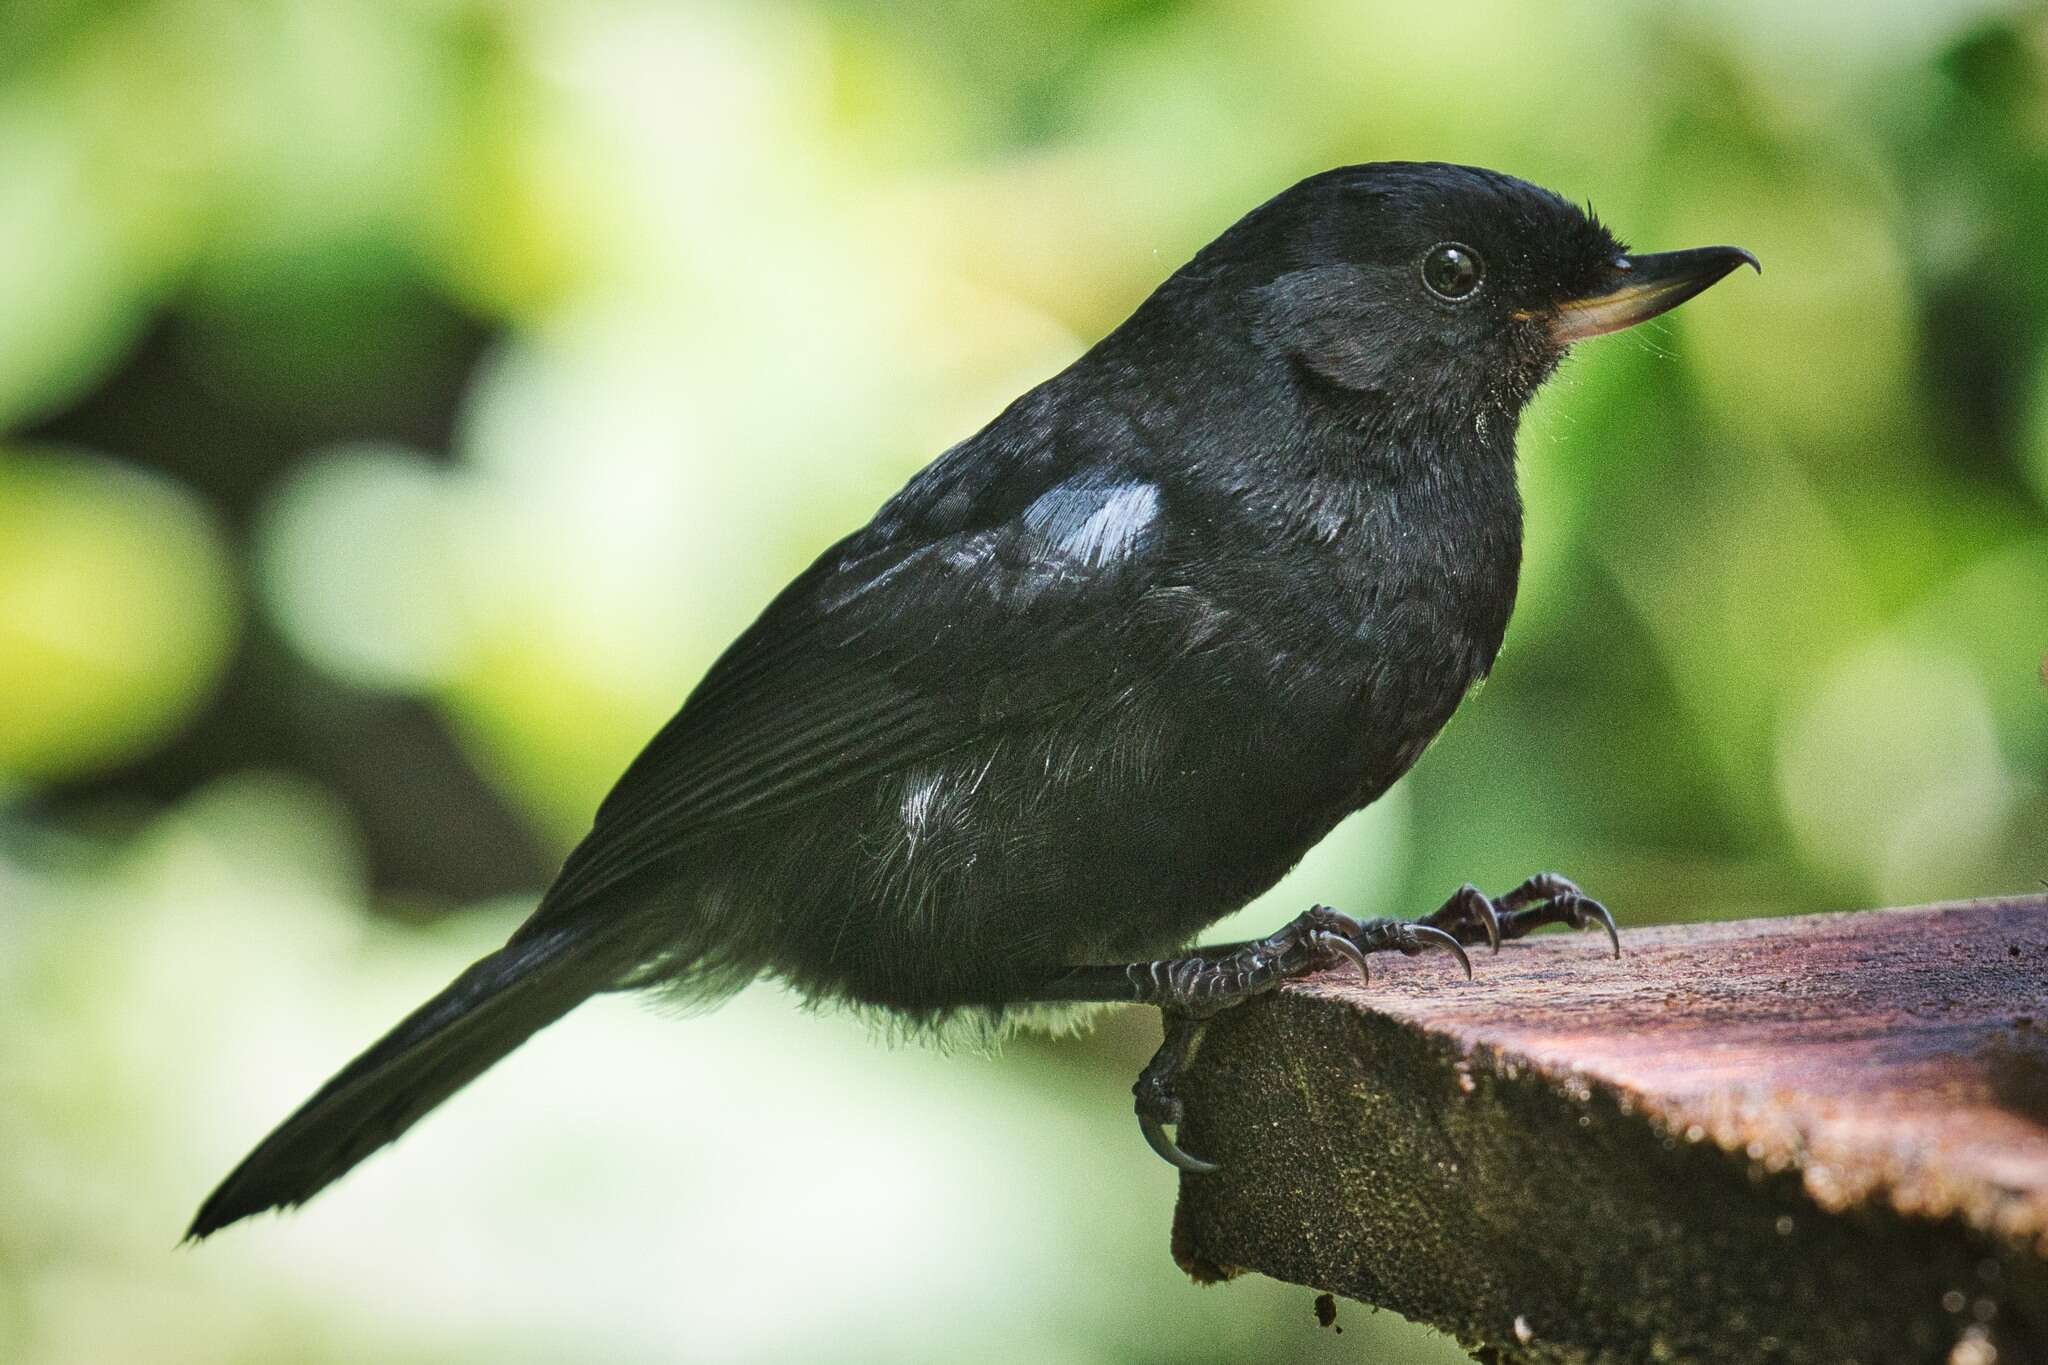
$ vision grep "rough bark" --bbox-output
[1170,896,2048,1364]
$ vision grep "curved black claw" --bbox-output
[1139,1111,1220,1174]
[1310,927,1373,981]
[1134,1014,1221,1175]
[1571,896,1622,959]
[1472,897,1503,953]
[1406,923,1474,979]
[1423,872,1622,958]
[1429,883,1504,953]
[1304,912,1473,983]
[1508,874,1621,960]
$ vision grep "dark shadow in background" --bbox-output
[18,254,550,910]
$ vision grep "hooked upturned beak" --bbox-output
[1548,245,1760,345]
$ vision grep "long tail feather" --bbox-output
[187,921,634,1240]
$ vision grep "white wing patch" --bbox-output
[899,769,946,841]
[1022,478,1162,569]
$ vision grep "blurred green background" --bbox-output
[4,1,2047,1361]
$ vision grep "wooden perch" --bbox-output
[1168,895,2048,1365]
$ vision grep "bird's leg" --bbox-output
[1030,905,1474,1172]
[1421,871,1620,958]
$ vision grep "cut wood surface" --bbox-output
[1169,895,2048,1365]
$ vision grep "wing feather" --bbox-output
[538,474,1170,915]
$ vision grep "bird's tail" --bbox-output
[186,918,641,1240]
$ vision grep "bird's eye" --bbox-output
[1421,242,1485,301]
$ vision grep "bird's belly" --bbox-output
[732,703,1362,1011]
[731,576,1510,1015]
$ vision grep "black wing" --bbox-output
[534,462,1180,916]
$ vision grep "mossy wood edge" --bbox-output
[1169,895,2048,1364]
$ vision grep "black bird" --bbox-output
[189,162,1755,1236]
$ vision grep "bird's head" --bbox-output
[1208,162,1757,423]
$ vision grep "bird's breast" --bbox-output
[1316,466,1524,794]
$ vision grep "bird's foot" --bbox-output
[1135,1012,1216,1174]
[1128,904,1473,1172]
[1421,871,1620,958]
[1044,887,1618,1173]
[1130,903,1473,1019]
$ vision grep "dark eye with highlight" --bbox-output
[1421,242,1484,301]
